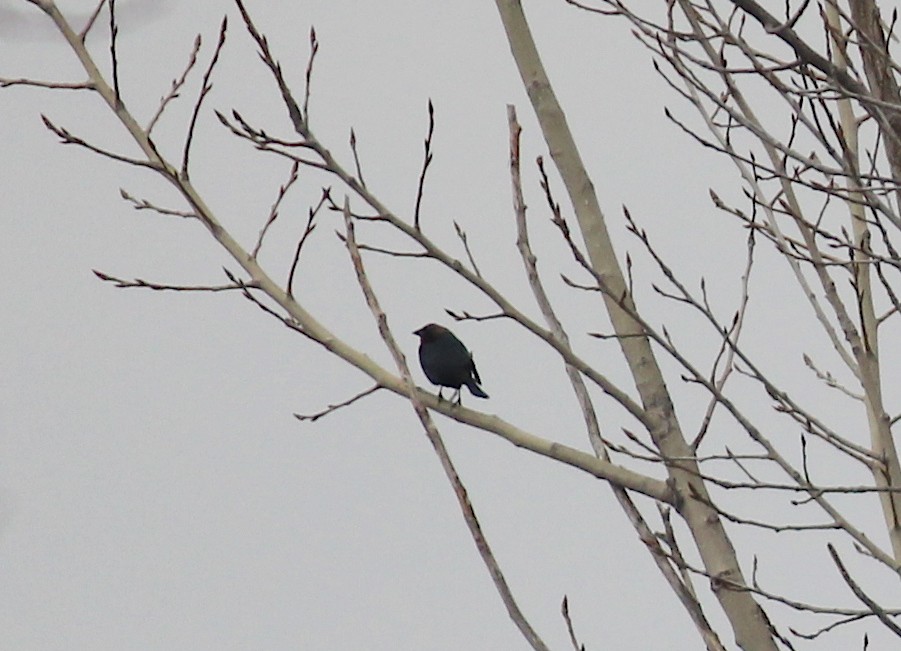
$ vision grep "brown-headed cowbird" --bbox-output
[413,323,489,404]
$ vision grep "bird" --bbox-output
[413,323,489,404]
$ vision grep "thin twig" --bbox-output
[303,27,318,123]
[0,78,92,90]
[79,0,108,41]
[349,129,366,188]
[147,34,202,135]
[561,597,585,651]
[182,16,227,179]
[454,221,482,277]
[108,0,120,106]
[93,270,247,292]
[413,99,435,230]
[286,189,327,297]
[253,160,300,259]
[294,385,381,422]
[827,544,901,637]
[42,115,157,169]
[119,188,196,218]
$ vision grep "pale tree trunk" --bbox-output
[495,2,779,649]
[842,0,901,561]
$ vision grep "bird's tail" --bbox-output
[466,381,489,399]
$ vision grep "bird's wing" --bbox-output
[469,352,482,384]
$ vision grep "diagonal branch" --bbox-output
[827,543,901,637]
[342,197,551,651]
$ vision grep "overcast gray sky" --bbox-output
[2,1,898,649]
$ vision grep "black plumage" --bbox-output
[413,323,489,404]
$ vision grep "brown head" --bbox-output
[413,323,448,342]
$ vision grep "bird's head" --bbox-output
[413,323,448,342]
